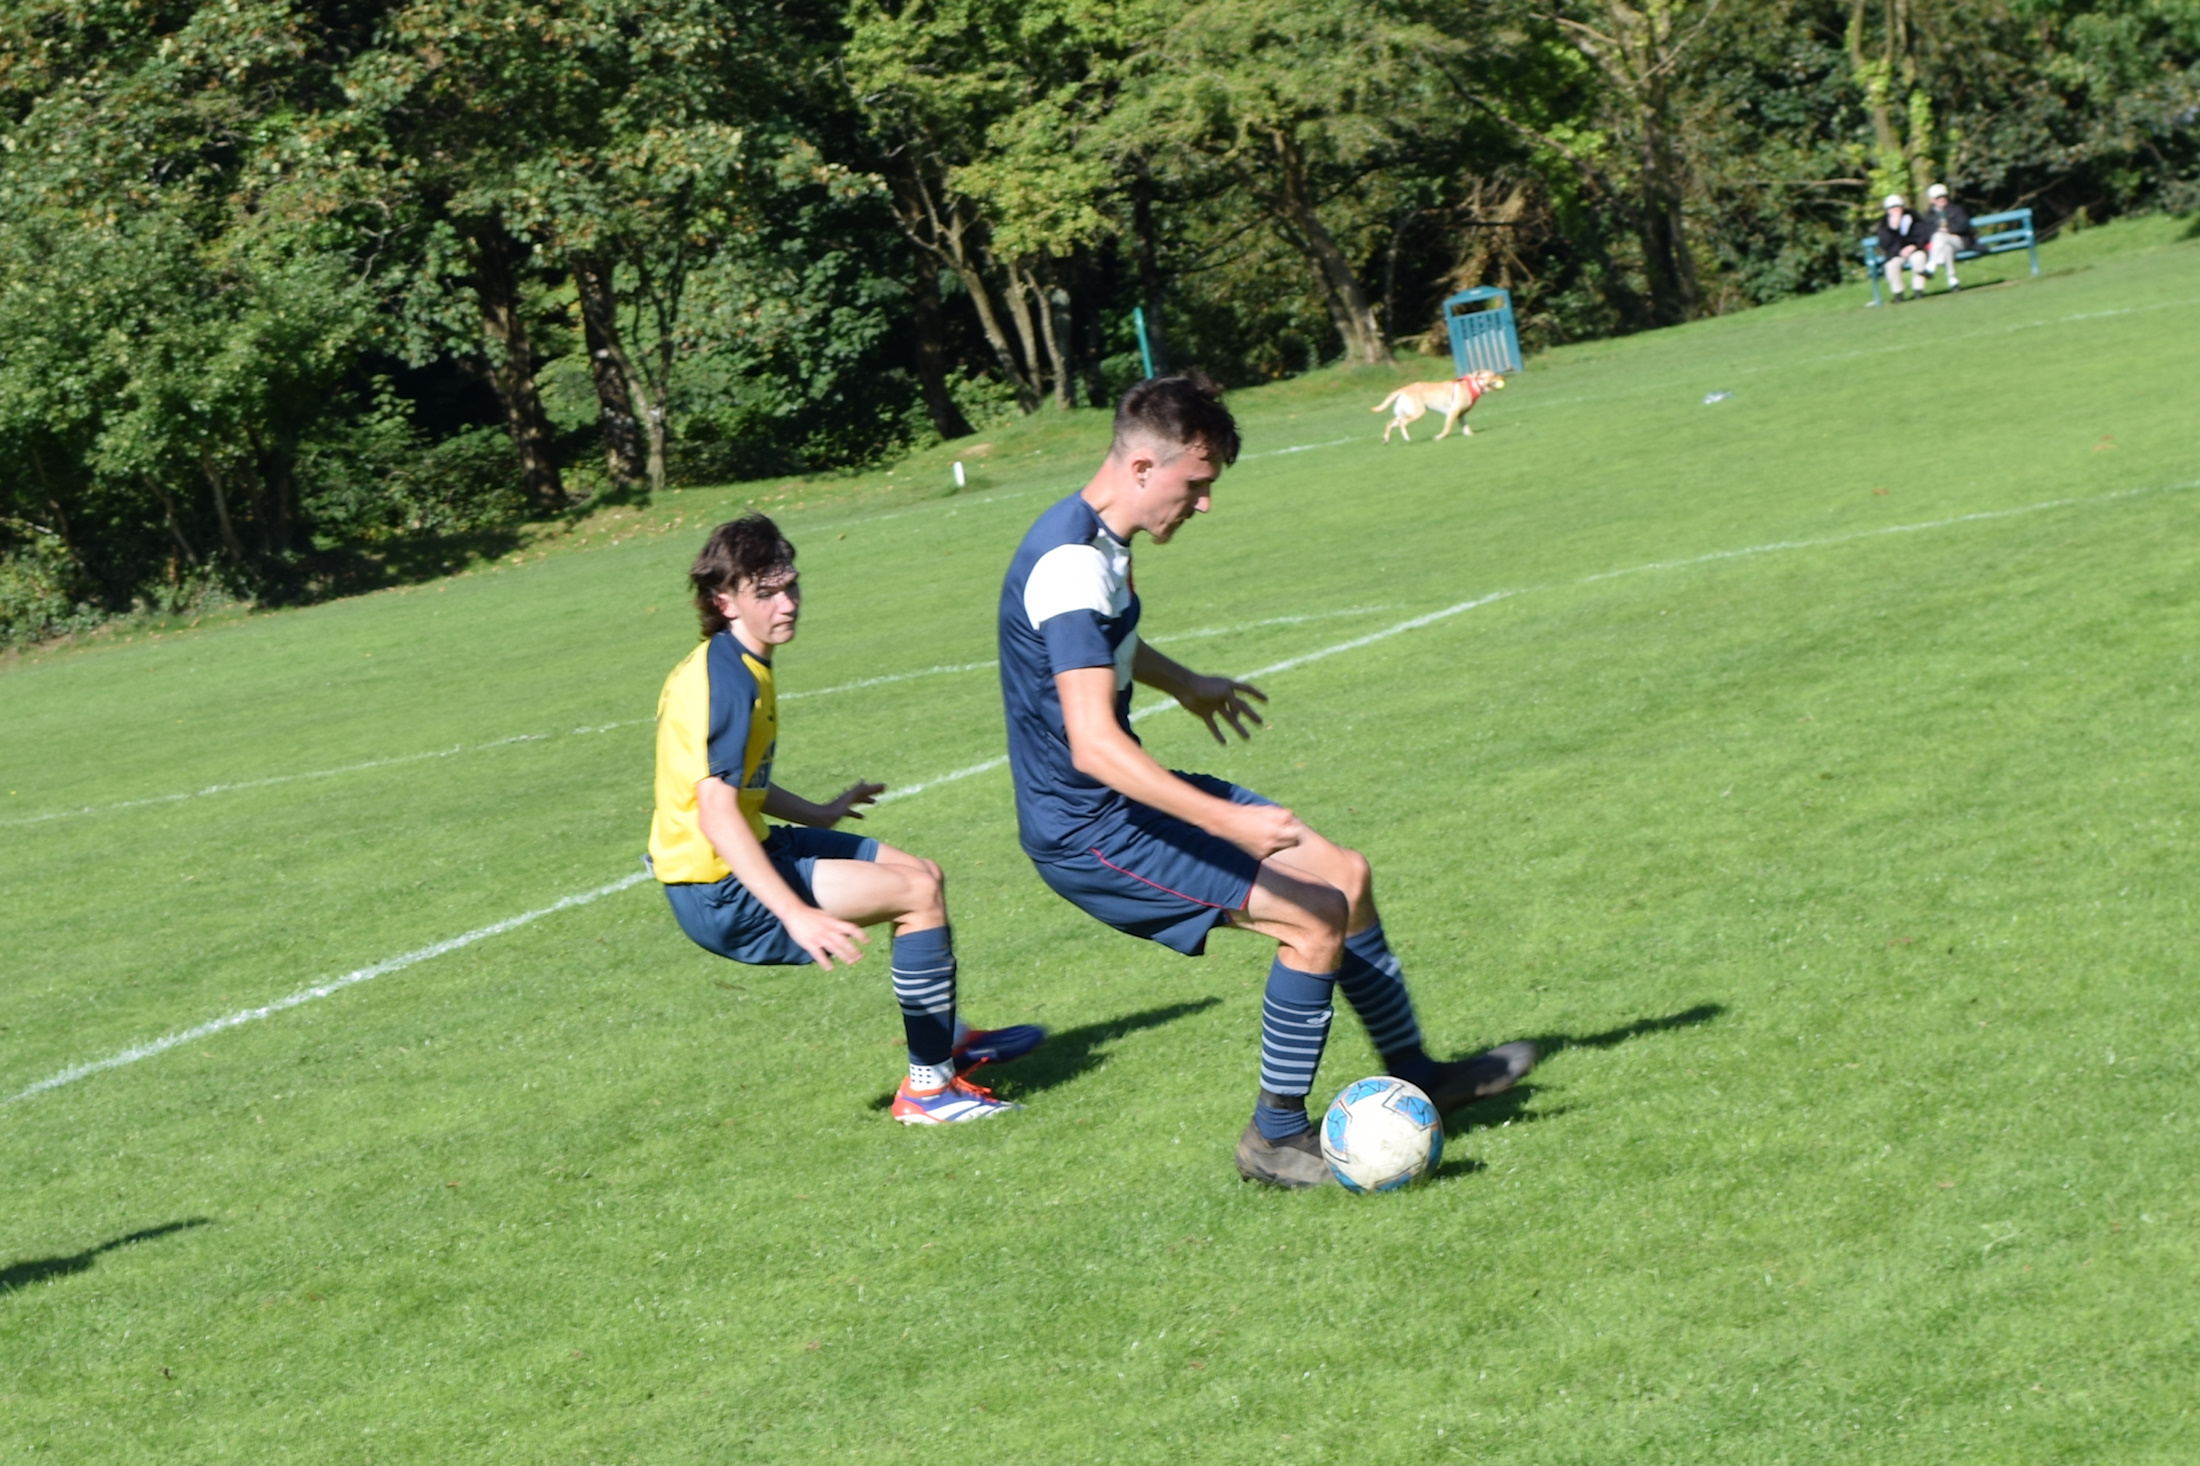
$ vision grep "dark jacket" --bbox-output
[1875,211,1927,258]
[1928,201,1975,247]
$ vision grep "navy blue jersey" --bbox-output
[998,493,1142,860]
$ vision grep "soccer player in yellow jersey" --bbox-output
[650,515,1041,1123]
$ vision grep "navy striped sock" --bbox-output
[1254,958,1336,1139]
[1339,923,1435,1088]
[889,925,956,1067]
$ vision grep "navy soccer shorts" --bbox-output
[1032,772,1274,956]
[661,825,879,967]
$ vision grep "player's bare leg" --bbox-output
[1228,827,1535,1124]
[810,844,945,936]
[810,847,1041,1120]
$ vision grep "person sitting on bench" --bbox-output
[1876,194,1931,303]
[1919,183,1976,293]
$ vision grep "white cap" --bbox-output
[1883,193,1905,209]
[1927,183,1948,199]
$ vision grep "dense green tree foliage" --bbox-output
[1,0,2194,640]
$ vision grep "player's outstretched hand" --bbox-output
[1179,674,1267,745]
[822,781,886,823]
[1221,801,1307,861]
[784,907,869,970]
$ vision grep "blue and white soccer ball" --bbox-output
[1320,1077,1443,1192]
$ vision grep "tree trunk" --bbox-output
[147,478,201,567]
[1848,0,1910,202]
[1073,243,1109,406]
[1025,264,1074,410]
[888,164,1040,412]
[1265,130,1385,363]
[201,455,249,564]
[1000,257,1053,405]
[467,223,564,512]
[907,249,974,439]
[1381,208,1419,345]
[1561,4,1700,327]
[242,422,294,555]
[629,252,680,498]
[1632,68,1699,326]
[574,256,649,494]
[1129,162,1171,375]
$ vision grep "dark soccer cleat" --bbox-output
[951,1022,1046,1076]
[1422,1041,1538,1114]
[1233,1121,1333,1189]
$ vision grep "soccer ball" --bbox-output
[1320,1077,1443,1192]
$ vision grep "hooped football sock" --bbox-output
[1253,958,1337,1138]
[890,924,957,1069]
[1337,924,1438,1090]
[1254,1089,1311,1142]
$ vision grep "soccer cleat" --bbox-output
[1421,1040,1539,1114]
[951,1021,1047,1076]
[891,1075,1021,1125]
[1234,1121,1333,1189]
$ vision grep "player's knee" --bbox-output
[904,861,946,917]
[1334,847,1372,906]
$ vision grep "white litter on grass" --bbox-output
[1703,391,1733,404]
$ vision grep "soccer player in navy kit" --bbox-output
[651,515,1041,1123]
[997,376,1535,1186]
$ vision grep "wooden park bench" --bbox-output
[1861,207,2039,305]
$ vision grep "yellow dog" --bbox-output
[1371,369,1505,442]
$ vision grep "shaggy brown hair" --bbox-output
[1111,372,1241,466]
[689,514,795,638]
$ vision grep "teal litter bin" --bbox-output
[1443,287,1523,376]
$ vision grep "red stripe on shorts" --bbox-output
[1086,846,1254,914]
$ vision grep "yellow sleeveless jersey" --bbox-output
[649,632,777,884]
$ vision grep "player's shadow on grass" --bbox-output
[0,1219,210,1298]
[1433,1002,1726,1160]
[1523,1001,1725,1063]
[866,997,1225,1110]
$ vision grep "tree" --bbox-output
[1127,0,1450,364]
[1551,0,1722,325]
[844,0,1121,412]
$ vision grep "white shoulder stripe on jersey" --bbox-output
[1022,541,1117,629]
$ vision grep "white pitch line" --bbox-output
[9,872,650,1102]
[0,722,652,831]
[1574,477,2200,584]
[782,661,999,701]
[7,609,1402,829]
[16,471,2197,1101]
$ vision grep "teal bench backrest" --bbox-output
[1859,206,2038,305]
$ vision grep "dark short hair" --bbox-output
[1112,372,1240,466]
[689,514,795,637]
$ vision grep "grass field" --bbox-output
[6,216,2200,1463]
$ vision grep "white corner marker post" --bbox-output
[953,461,966,489]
